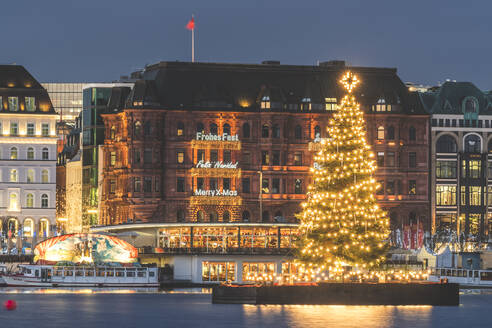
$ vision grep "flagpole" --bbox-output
[192,27,195,63]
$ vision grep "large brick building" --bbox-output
[98,61,430,234]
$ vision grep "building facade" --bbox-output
[422,81,492,243]
[0,66,58,252]
[98,61,430,236]
[42,83,84,123]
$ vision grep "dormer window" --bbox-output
[25,97,36,112]
[261,96,270,109]
[373,98,392,112]
[8,97,18,111]
[325,98,337,111]
[301,97,311,111]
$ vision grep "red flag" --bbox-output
[186,17,195,30]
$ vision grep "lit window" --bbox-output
[436,185,456,205]
[261,96,270,109]
[177,122,184,136]
[301,98,311,111]
[373,98,392,112]
[325,98,337,111]
[27,169,34,183]
[10,122,18,136]
[436,161,457,179]
[25,97,36,111]
[10,147,18,160]
[110,126,116,139]
[10,169,18,182]
[9,193,18,210]
[27,123,35,136]
[262,178,269,194]
[408,180,416,195]
[8,97,18,111]
[110,151,116,166]
[42,169,49,183]
[377,126,385,140]
[469,186,482,206]
[294,152,302,166]
[110,180,116,194]
[26,194,34,208]
[468,160,481,178]
[41,123,49,136]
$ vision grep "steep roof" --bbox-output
[0,65,55,114]
[120,61,420,114]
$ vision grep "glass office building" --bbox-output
[42,83,84,122]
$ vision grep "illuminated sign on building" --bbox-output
[196,160,239,169]
[196,132,239,142]
[194,189,238,197]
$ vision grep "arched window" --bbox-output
[294,125,302,139]
[134,121,141,137]
[10,147,17,160]
[10,169,18,182]
[262,124,269,138]
[9,193,18,210]
[242,210,250,222]
[110,126,116,139]
[222,211,230,222]
[377,126,385,140]
[27,147,34,160]
[262,211,270,222]
[41,194,49,208]
[314,125,321,139]
[436,135,457,153]
[8,218,18,233]
[464,97,478,113]
[409,126,416,141]
[42,169,49,183]
[209,211,218,222]
[242,123,250,138]
[272,124,280,138]
[196,122,205,134]
[274,211,283,222]
[23,218,34,237]
[144,121,151,136]
[488,139,492,153]
[196,210,205,222]
[27,169,34,183]
[42,147,49,160]
[39,219,49,238]
[464,134,481,153]
[223,123,231,136]
[387,126,395,140]
[177,209,185,222]
[210,123,218,135]
[177,121,184,136]
[26,194,34,208]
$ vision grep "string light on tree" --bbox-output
[296,71,390,275]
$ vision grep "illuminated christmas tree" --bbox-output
[297,72,390,274]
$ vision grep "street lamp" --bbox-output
[257,170,263,222]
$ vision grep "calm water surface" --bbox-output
[0,288,489,328]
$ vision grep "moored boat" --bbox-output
[428,267,492,287]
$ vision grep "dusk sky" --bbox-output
[3,0,491,89]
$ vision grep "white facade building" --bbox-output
[0,66,58,252]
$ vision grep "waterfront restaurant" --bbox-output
[91,222,299,284]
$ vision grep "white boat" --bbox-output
[428,267,492,287]
[3,265,159,287]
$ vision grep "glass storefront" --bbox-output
[242,262,275,281]
[202,261,235,282]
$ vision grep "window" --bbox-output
[27,147,34,160]
[301,98,311,111]
[409,152,416,168]
[262,178,269,193]
[218,177,229,191]
[436,161,457,178]
[261,151,269,165]
[387,126,395,140]
[25,97,35,111]
[242,151,251,165]
[436,135,457,153]
[10,169,18,182]
[210,123,218,135]
[144,177,152,193]
[177,177,185,192]
[273,150,280,165]
[387,152,395,167]
[377,126,384,140]
[469,160,481,178]
[143,149,152,164]
[223,123,231,135]
[223,211,230,222]
[210,150,218,162]
[134,150,141,164]
[242,123,250,138]
[223,150,231,163]
[155,177,160,193]
[242,178,250,193]
[272,124,280,138]
[8,97,18,111]
[177,209,185,222]
[261,96,270,109]
[177,122,184,136]
[436,185,456,206]
[242,211,250,222]
[209,212,218,222]
[41,194,48,208]
[325,98,337,111]
[295,179,302,194]
[109,179,116,194]
[134,121,141,137]
[209,178,218,190]
[42,123,49,136]
[9,193,18,210]
[408,180,416,195]
[197,178,204,190]
[409,126,416,141]
[294,152,302,166]
[27,169,34,183]
[134,177,141,192]
[10,147,17,160]
[373,98,392,112]
[386,181,395,195]
[27,123,35,136]
[26,194,34,208]
[144,121,151,136]
[377,181,384,195]
[314,125,321,139]
[42,147,49,160]
[177,151,184,164]
[110,151,116,166]
[464,134,481,153]
[196,122,205,134]
[469,186,481,206]
[272,178,280,194]
[294,125,302,140]
[196,210,205,222]
[110,126,116,139]
[197,149,205,162]
[42,169,49,183]
[10,122,18,136]
[202,262,235,282]
[377,152,384,167]
[262,124,269,138]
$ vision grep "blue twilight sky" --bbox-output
[1,0,491,89]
